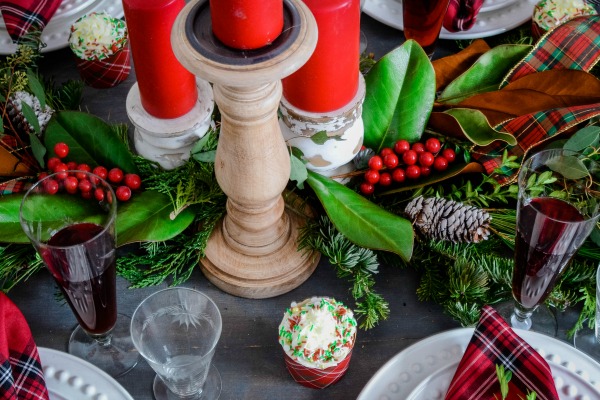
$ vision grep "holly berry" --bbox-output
[380,147,394,157]
[433,156,449,171]
[108,168,124,184]
[94,188,106,202]
[54,142,69,159]
[412,142,425,153]
[78,178,92,193]
[116,186,132,202]
[402,150,418,166]
[43,179,59,195]
[425,138,441,154]
[368,155,383,171]
[383,153,399,169]
[66,161,78,171]
[392,168,405,183]
[124,174,142,190]
[364,169,380,184]
[442,148,456,163]
[406,165,421,180]
[418,152,434,167]
[394,139,410,155]
[420,166,431,177]
[54,163,68,180]
[359,182,375,195]
[93,166,108,180]
[75,164,91,180]
[63,176,79,194]
[47,157,61,171]
[379,172,392,186]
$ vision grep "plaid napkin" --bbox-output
[445,306,558,400]
[0,0,62,42]
[0,292,49,400]
[443,0,485,33]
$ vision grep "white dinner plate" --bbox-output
[480,0,519,13]
[364,0,538,40]
[0,0,124,55]
[39,347,134,400]
[358,328,600,400]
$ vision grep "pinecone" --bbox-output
[6,91,54,134]
[404,196,491,243]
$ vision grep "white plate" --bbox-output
[39,347,134,400]
[358,328,600,400]
[364,0,537,40]
[480,0,519,13]
[0,0,124,55]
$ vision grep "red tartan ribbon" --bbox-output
[445,306,558,400]
[0,0,61,42]
[283,351,352,389]
[443,0,484,33]
[471,16,600,184]
[74,45,131,89]
[0,293,49,400]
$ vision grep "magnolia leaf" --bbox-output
[290,153,307,189]
[20,102,40,134]
[546,155,589,180]
[432,39,491,91]
[437,44,531,105]
[563,126,600,152]
[45,111,138,173]
[363,40,435,152]
[193,150,216,163]
[27,68,45,108]
[116,191,195,245]
[306,171,413,260]
[429,109,517,146]
[310,131,344,145]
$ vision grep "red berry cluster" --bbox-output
[39,142,142,202]
[359,138,456,195]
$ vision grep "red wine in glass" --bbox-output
[44,222,117,335]
[512,197,585,310]
[402,0,451,56]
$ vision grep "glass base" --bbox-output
[495,301,558,337]
[153,364,222,400]
[68,313,139,377]
[573,326,600,362]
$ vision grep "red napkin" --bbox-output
[445,305,559,400]
[0,292,49,400]
[0,0,62,42]
[443,0,484,33]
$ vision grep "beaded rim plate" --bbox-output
[363,0,537,40]
[357,328,600,400]
[0,0,124,55]
[39,347,134,400]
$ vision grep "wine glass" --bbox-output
[402,0,451,58]
[573,264,600,361]
[497,149,600,336]
[19,171,139,377]
[360,0,368,53]
[130,287,222,400]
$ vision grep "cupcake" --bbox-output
[278,297,357,389]
[532,0,597,40]
[69,12,131,89]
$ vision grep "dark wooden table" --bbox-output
[7,14,581,400]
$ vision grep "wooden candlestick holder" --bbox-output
[172,0,320,298]
[126,79,214,170]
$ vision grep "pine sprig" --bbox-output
[298,216,389,329]
[0,244,44,291]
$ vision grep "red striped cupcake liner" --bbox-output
[283,351,353,389]
[74,45,131,89]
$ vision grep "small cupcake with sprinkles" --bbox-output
[532,0,597,40]
[278,296,357,389]
[69,12,131,89]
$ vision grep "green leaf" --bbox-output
[306,171,414,260]
[310,131,344,145]
[546,155,589,179]
[28,132,46,168]
[362,40,435,152]
[115,191,196,245]
[438,44,532,104]
[563,126,600,152]
[27,68,45,108]
[192,150,216,163]
[44,111,138,173]
[290,152,307,189]
[20,102,40,134]
[444,108,517,146]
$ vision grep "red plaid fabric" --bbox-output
[0,179,29,195]
[445,306,558,400]
[283,351,352,389]
[443,0,484,33]
[75,45,131,89]
[0,292,49,400]
[0,0,61,42]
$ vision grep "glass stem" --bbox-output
[511,303,534,331]
[94,333,113,347]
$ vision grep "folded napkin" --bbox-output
[0,292,49,400]
[0,0,62,43]
[445,305,559,400]
[443,0,485,33]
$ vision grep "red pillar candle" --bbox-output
[210,0,284,50]
[282,0,360,113]
[122,0,198,119]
